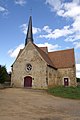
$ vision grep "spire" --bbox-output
[25,16,33,46]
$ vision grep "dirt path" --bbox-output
[0,88,80,120]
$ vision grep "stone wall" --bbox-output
[11,41,77,88]
[47,66,57,87]
[57,67,77,86]
[11,41,47,88]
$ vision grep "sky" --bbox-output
[0,0,80,78]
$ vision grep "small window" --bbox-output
[26,63,32,72]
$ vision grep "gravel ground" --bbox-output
[0,88,80,120]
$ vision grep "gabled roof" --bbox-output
[33,44,56,69]
[48,48,75,68]
[11,49,24,67]
[39,47,48,54]
[11,42,75,69]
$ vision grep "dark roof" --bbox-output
[25,16,33,46]
[33,44,56,69]
[39,47,48,54]
[48,48,75,68]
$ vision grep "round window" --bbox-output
[26,63,32,72]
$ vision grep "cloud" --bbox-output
[20,23,74,41]
[45,0,80,42]
[73,42,80,49]
[14,0,26,6]
[37,42,61,52]
[33,27,41,34]
[76,57,80,64]
[8,44,24,58]
[57,3,80,18]
[40,25,73,39]
[45,0,80,18]
[8,42,61,58]
[20,23,41,35]
[76,64,80,78]
[45,0,62,11]
[0,6,6,12]
[20,0,80,43]
[0,6,8,15]
[43,26,52,33]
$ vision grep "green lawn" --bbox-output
[48,86,80,99]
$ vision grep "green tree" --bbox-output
[0,65,10,84]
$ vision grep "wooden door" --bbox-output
[24,76,32,87]
[64,78,69,86]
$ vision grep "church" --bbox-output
[11,16,77,88]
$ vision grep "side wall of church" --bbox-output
[11,42,47,88]
[56,67,77,86]
[47,66,57,87]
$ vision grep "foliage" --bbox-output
[77,78,80,82]
[0,65,10,84]
[48,86,80,99]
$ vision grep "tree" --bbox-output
[0,65,10,84]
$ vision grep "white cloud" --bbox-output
[73,0,80,4]
[0,6,6,12]
[20,24,27,34]
[8,44,24,58]
[19,1,80,43]
[45,0,80,42]
[37,42,61,52]
[14,0,26,6]
[20,23,41,35]
[72,16,80,31]
[46,0,80,18]
[0,6,8,15]
[33,27,41,34]
[76,64,80,78]
[57,3,80,18]
[43,26,52,33]
[40,25,73,39]
[73,42,80,49]
[45,0,62,11]
[76,57,80,64]
[8,42,61,58]
[65,33,80,42]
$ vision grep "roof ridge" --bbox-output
[33,43,57,69]
[49,48,74,53]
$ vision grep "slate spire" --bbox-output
[25,16,33,46]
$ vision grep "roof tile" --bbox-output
[48,48,75,68]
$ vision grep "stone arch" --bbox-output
[24,76,32,87]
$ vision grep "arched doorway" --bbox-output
[24,76,32,87]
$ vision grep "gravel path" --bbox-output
[0,88,80,120]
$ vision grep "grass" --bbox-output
[47,86,80,99]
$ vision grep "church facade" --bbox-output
[11,16,77,89]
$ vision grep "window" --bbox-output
[26,63,32,72]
